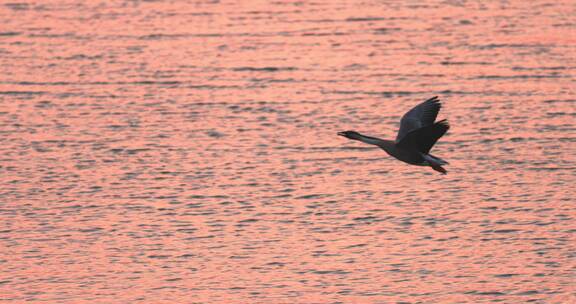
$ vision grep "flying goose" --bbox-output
[338,96,450,174]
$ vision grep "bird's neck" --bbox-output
[355,134,394,150]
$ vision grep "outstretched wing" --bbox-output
[397,119,450,153]
[395,96,441,143]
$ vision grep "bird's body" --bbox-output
[338,96,450,174]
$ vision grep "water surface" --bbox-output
[0,0,575,303]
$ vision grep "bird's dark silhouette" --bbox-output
[338,96,450,174]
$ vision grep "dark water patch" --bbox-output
[147,255,172,259]
[0,91,45,95]
[238,218,259,223]
[295,194,330,200]
[494,273,519,278]
[2,80,182,86]
[473,75,564,80]
[440,61,492,65]
[56,54,104,60]
[435,236,459,242]
[465,291,507,296]
[515,290,540,296]
[179,254,196,259]
[510,137,535,142]
[547,112,575,118]
[233,67,297,72]
[488,229,522,234]
[124,148,151,155]
[185,235,215,240]
[479,206,499,210]
[511,66,570,71]
[310,270,350,275]
[206,130,225,138]
[78,227,104,233]
[0,32,21,36]
[543,99,576,104]
[345,243,367,249]
[353,216,380,223]
[183,211,217,216]
[528,167,574,171]
[330,90,416,97]
[301,31,347,36]
[346,17,393,22]
[342,63,366,71]
[4,3,31,11]
[28,32,85,39]
[251,77,297,84]
[187,195,229,199]
[139,34,191,40]
[473,43,549,49]
[187,84,243,90]
[553,22,576,28]
[373,27,402,34]
[186,203,203,209]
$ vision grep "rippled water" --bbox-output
[1,1,575,303]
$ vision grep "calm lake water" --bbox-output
[1,0,575,303]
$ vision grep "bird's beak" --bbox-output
[337,132,345,137]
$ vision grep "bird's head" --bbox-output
[337,131,362,140]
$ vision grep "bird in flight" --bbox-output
[338,96,450,174]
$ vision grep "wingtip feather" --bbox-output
[436,119,450,128]
[426,96,440,103]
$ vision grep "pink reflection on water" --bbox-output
[0,0,575,303]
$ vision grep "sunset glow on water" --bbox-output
[0,1,575,303]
